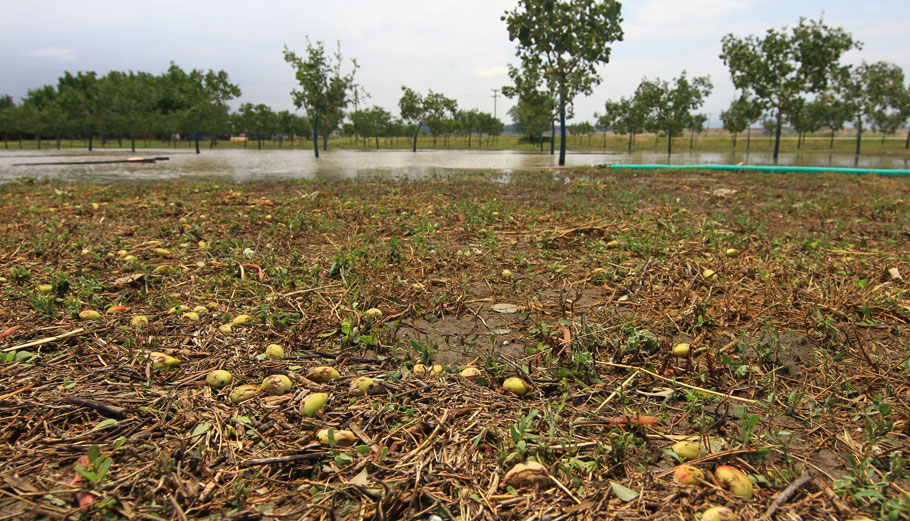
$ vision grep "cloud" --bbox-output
[28,47,77,61]
[472,66,508,80]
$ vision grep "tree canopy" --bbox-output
[283,39,359,158]
[720,17,858,161]
[635,72,713,155]
[504,0,623,165]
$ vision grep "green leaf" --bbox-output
[87,445,101,463]
[96,457,113,481]
[610,481,639,502]
[355,445,371,455]
[92,418,119,431]
[191,421,212,439]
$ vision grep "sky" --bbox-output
[1,1,908,128]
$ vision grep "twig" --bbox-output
[239,452,327,467]
[593,370,639,413]
[63,395,127,419]
[633,256,654,295]
[598,361,757,404]
[2,328,85,352]
[763,471,813,519]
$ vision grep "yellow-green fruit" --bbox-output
[503,461,550,488]
[703,506,738,521]
[724,248,739,258]
[673,464,705,486]
[154,265,174,275]
[116,249,129,258]
[501,269,512,279]
[349,376,374,396]
[231,314,253,325]
[591,267,608,277]
[606,240,620,248]
[192,305,208,313]
[716,465,753,498]
[702,269,718,281]
[460,367,482,380]
[412,363,428,376]
[153,248,171,257]
[431,364,443,375]
[182,311,200,321]
[264,344,285,360]
[307,366,340,383]
[37,284,53,293]
[218,323,233,333]
[672,441,703,461]
[131,315,149,327]
[503,377,529,396]
[150,352,179,369]
[167,305,185,314]
[363,308,383,321]
[672,343,691,358]
[121,255,137,262]
[198,240,208,248]
[316,428,357,447]
[230,384,261,404]
[206,369,232,389]
[261,374,293,396]
[300,393,329,417]
[79,310,102,321]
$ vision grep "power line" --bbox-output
[491,89,499,118]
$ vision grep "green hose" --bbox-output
[600,163,910,176]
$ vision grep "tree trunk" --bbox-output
[772,109,783,162]
[733,133,737,148]
[312,116,320,158]
[412,124,420,152]
[323,133,327,151]
[279,135,283,148]
[375,136,379,149]
[797,132,802,150]
[88,133,93,152]
[689,129,694,149]
[258,138,262,150]
[194,130,200,155]
[881,132,886,145]
[905,125,909,149]
[628,132,633,152]
[830,130,835,149]
[746,127,751,152]
[131,135,136,153]
[667,127,673,156]
[855,118,863,156]
[37,136,42,150]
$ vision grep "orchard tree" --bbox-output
[502,60,558,151]
[283,39,359,158]
[350,105,392,149]
[721,95,762,149]
[476,112,504,146]
[456,109,480,147]
[603,96,647,152]
[57,71,105,151]
[686,114,707,149]
[720,18,858,161]
[504,0,623,165]
[635,72,712,155]
[398,87,457,152]
[0,95,14,148]
[843,61,905,155]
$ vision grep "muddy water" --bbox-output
[1,148,908,184]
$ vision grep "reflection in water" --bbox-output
[1,148,908,183]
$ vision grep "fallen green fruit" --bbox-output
[79,310,102,321]
[703,506,738,521]
[261,374,293,395]
[131,315,149,327]
[300,392,328,417]
[716,465,753,498]
[150,352,179,369]
[672,440,703,461]
[264,344,285,360]
[673,464,704,486]
[503,461,550,488]
[206,370,233,389]
[503,377,529,396]
[231,314,253,325]
[316,428,357,446]
[182,311,200,321]
[460,367,482,380]
[307,366,340,383]
[230,384,261,404]
[349,376,374,396]
[363,308,383,321]
[37,284,53,293]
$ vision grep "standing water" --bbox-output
[1,148,908,184]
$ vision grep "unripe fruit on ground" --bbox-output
[673,464,704,486]
[671,440,702,460]
[307,366,340,383]
[230,385,261,404]
[716,465,753,498]
[300,393,328,417]
[672,343,690,357]
[703,506,738,521]
[317,428,357,446]
[349,376,374,396]
[264,344,285,359]
[503,377,529,396]
[261,374,293,395]
[206,370,232,389]
[503,461,550,488]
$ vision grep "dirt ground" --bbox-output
[0,167,908,520]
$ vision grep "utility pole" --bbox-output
[491,89,499,118]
